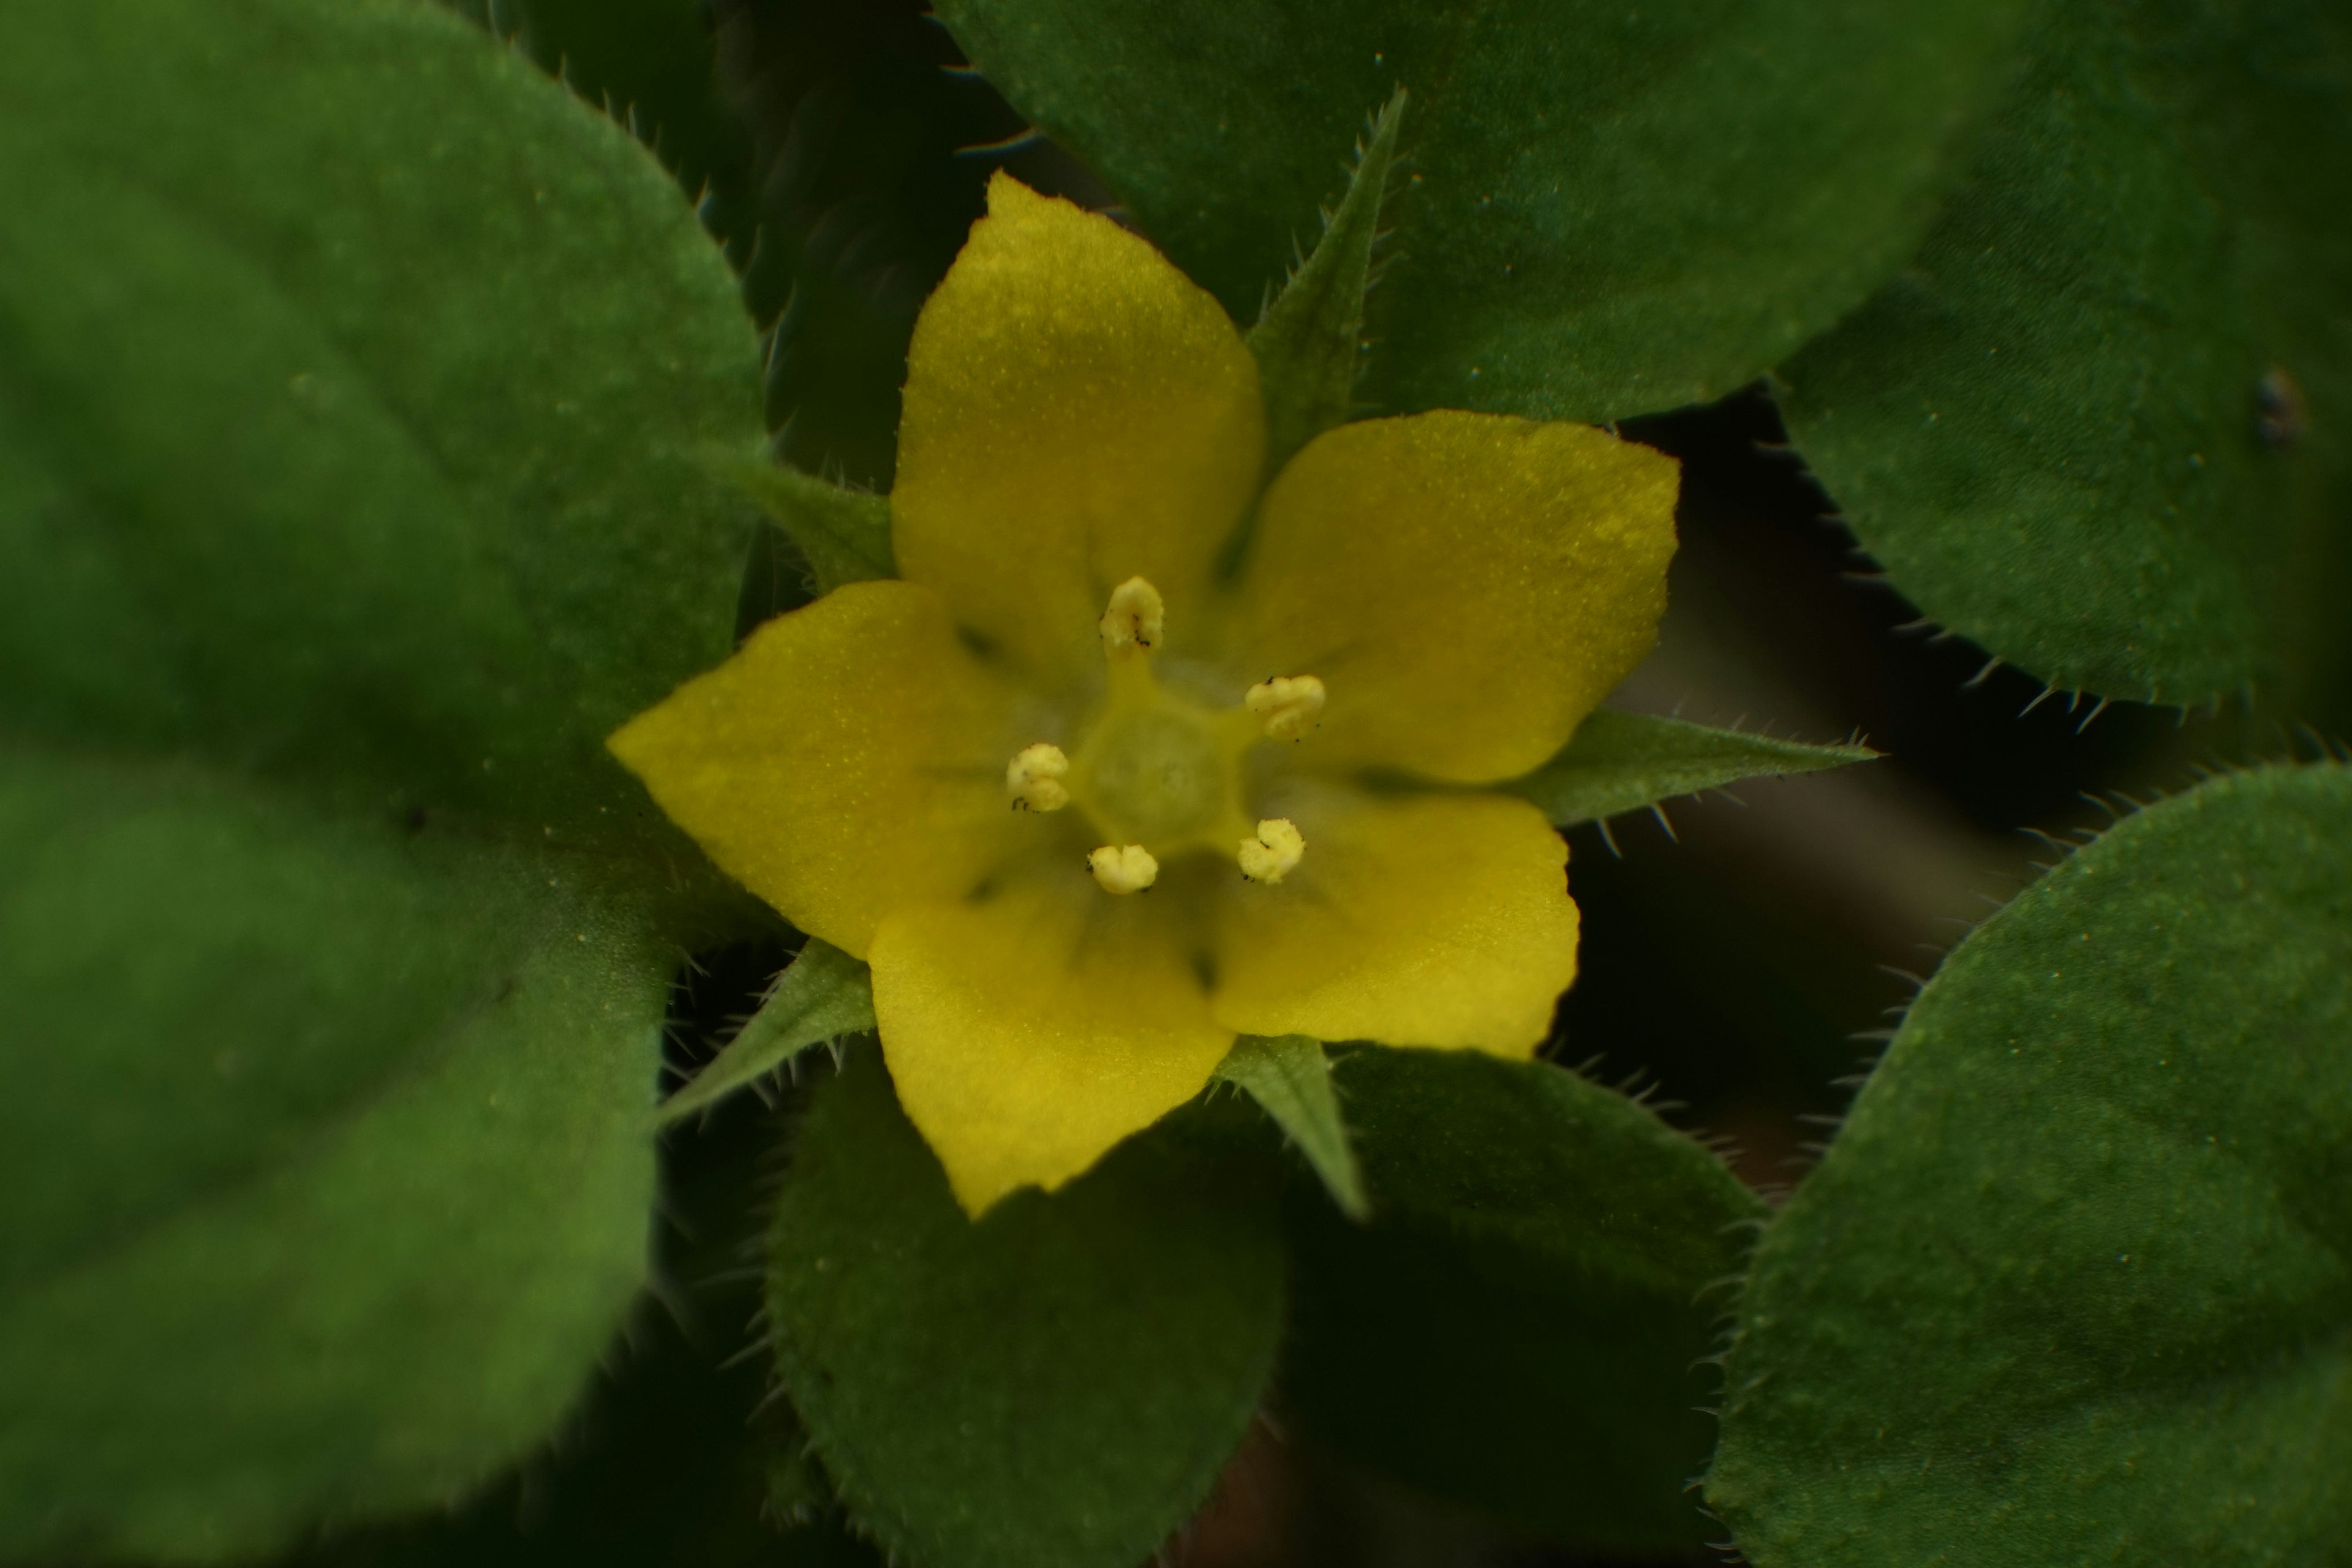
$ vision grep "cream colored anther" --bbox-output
[1005,742,1070,812]
[1088,843,1159,894]
[1098,576,1166,659]
[1237,819,1305,884]
[1245,674,1325,740]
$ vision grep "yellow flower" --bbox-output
[611,175,1678,1213]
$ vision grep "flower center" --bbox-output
[1075,699,1230,846]
[1000,577,1325,891]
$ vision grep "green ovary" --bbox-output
[1069,682,1253,854]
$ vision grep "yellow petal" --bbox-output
[1211,785,1578,1054]
[608,580,1025,958]
[1237,411,1678,782]
[894,173,1265,683]
[870,872,1235,1213]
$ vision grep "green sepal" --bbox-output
[1214,1035,1368,1219]
[1246,91,1406,480]
[721,453,899,596]
[1284,1047,1765,1549]
[766,1046,1284,1568]
[1501,709,1877,826]
[1708,762,2352,1566]
[660,938,878,1125]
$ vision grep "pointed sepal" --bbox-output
[1246,89,1406,479]
[717,450,897,596]
[658,938,877,1124]
[1502,709,1877,827]
[1215,1034,1368,1219]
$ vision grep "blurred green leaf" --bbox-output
[937,0,2029,421]
[1284,1048,1765,1549]
[1501,710,1877,827]
[1779,0,2352,707]
[767,1047,1284,1568]
[0,751,669,1562]
[1215,1035,1366,1220]
[0,0,769,1550]
[0,0,759,837]
[1708,763,2352,1566]
[660,938,876,1125]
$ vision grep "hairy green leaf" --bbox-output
[660,938,876,1125]
[767,1047,1284,1568]
[1780,0,2352,707]
[938,0,2029,421]
[1286,1048,1764,1548]
[1215,1035,1366,1219]
[0,0,759,836]
[0,752,668,1563]
[1501,710,1877,827]
[1708,763,2352,1566]
[0,0,767,1550]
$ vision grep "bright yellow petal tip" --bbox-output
[894,173,1264,681]
[1240,410,1678,782]
[606,581,1022,958]
[870,881,1233,1213]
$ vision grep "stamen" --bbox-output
[1099,576,1166,660]
[1237,819,1305,884]
[1245,675,1325,740]
[1005,742,1070,812]
[1088,843,1159,894]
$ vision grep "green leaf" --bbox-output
[0,0,769,1550]
[767,1047,1285,1568]
[660,938,877,1125]
[1708,762,2352,1566]
[724,456,899,598]
[0,750,668,1562]
[0,0,760,836]
[1777,0,2352,707]
[1245,89,1406,481]
[1284,1048,1765,1548]
[1214,1035,1367,1219]
[1500,710,1877,827]
[937,0,2029,421]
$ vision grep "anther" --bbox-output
[1005,742,1070,812]
[1245,675,1325,740]
[1099,576,1166,659]
[1237,819,1305,883]
[1088,843,1159,894]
